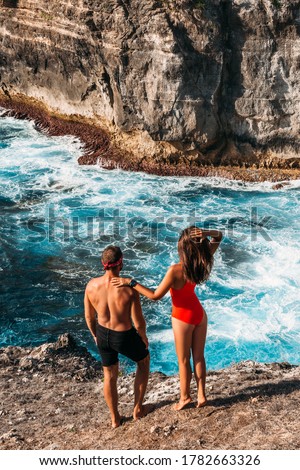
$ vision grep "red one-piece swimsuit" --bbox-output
[170,281,204,325]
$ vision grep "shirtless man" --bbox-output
[84,245,150,428]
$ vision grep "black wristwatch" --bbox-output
[128,279,138,288]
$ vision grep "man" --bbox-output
[84,246,150,428]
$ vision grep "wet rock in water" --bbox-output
[272,182,290,190]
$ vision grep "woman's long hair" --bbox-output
[178,226,214,284]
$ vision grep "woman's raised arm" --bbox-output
[205,229,223,255]
[190,227,223,255]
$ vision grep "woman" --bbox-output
[111,226,222,410]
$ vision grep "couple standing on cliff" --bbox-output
[84,226,222,428]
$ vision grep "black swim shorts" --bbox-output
[96,323,149,367]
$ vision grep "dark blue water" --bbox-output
[0,114,299,373]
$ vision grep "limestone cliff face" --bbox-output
[0,0,300,167]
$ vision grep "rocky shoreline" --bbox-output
[0,334,299,450]
[1,93,300,184]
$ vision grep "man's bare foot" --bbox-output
[111,413,122,428]
[173,396,192,411]
[196,399,208,408]
[133,404,154,420]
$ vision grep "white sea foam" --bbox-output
[1,115,300,371]
[149,329,174,344]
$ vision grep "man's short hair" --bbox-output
[101,246,123,270]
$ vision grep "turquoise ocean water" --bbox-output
[0,114,299,374]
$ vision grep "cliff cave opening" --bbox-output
[3,0,19,7]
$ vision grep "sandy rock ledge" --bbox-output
[0,334,299,450]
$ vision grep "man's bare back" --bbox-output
[85,274,134,331]
[84,271,148,346]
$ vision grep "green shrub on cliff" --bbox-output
[194,0,206,8]
[271,0,281,8]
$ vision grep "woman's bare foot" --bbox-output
[133,404,147,420]
[196,399,208,408]
[173,396,192,411]
[111,413,122,428]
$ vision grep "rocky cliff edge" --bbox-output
[0,334,299,450]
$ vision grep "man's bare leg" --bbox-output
[133,354,150,420]
[103,363,121,428]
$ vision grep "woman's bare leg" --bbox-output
[192,310,208,407]
[172,317,195,410]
